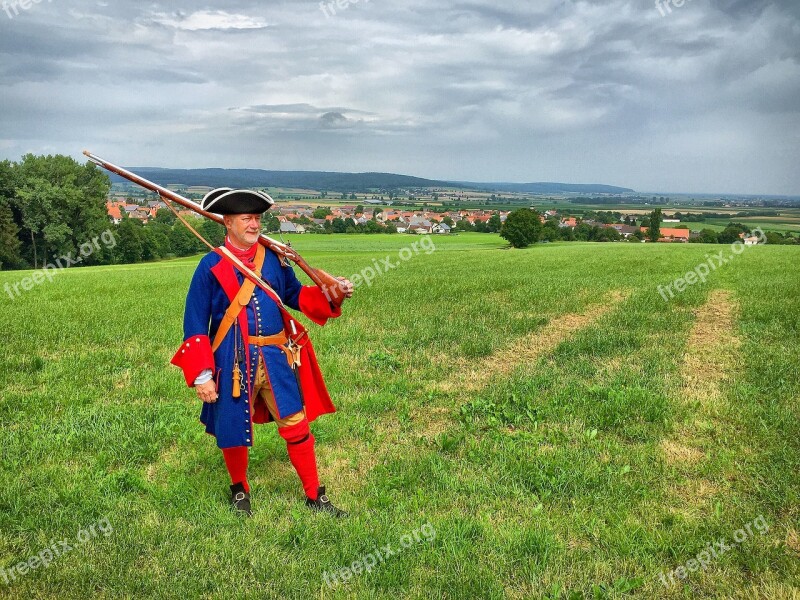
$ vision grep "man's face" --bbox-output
[224,213,262,248]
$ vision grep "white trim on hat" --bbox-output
[201,187,233,211]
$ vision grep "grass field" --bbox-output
[1,234,798,599]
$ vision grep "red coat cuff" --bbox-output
[298,286,342,326]
[171,335,214,387]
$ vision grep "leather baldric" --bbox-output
[211,243,266,353]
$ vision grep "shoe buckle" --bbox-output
[234,492,246,502]
[319,494,330,504]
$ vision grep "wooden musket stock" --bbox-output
[83,150,346,307]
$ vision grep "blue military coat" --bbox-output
[172,246,341,449]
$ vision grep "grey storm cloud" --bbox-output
[0,0,797,194]
[319,112,350,129]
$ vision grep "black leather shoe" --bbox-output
[230,483,252,517]
[305,486,348,517]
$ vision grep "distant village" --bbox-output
[106,199,763,244]
[106,198,507,235]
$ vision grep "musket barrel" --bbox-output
[83,150,346,306]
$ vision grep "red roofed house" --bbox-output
[107,203,122,224]
[560,217,577,228]
[640,227,690,242]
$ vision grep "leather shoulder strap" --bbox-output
[211,244,266,352]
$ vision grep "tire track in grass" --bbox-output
[434,290,630,395]
[680,289,740,407]
[416,289,631,437]
[664,289,740,516]
[323,290,632,495]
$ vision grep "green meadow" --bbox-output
[0,233,798,599]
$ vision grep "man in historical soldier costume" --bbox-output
[171,187,352,517]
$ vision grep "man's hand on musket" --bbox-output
[196,380,219,403]
[337,277,354,298]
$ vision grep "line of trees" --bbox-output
[688,225,797,245]
[499,207,798,248]
[0,154,226,270]
[0,154,113,269]
[112,209,225,264]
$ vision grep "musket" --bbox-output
[83,150,346,307]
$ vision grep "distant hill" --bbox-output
[108,167,634,195]
[462,182,636,195]
[109,168,459,193]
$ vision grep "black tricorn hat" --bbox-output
[201,188,274,215]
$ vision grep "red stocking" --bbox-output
[279,420,320,500]
[222,445,250,492]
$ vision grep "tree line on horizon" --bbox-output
[499,207,798,248]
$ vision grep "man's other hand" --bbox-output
[337,277,354,298]
[196,380,218,403]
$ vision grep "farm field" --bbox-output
[702,217,800,235]
[0,233,798,599]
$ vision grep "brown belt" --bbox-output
[249,331,288,346]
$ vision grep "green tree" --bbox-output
[199,219,225,247]
[364,220,382,233]
[487,213,502,233]
[263,213,280,233]
[169,221,203,256]
[13,154,110,268]
[0,202,21,269]
[647,208,662,242]
[139,227,163,261]
[596,227,622,242]
[144,222,172,258]
[114,218,145,263]
[0,161,22,269]
[719,224,748,244]
[540,220,561,242]
[312,207,332,219]
[695,229,719,244]
[456,219,473,232]
[500,208,542,248]
[154,208,176,225]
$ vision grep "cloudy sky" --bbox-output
[0,0,798,194]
